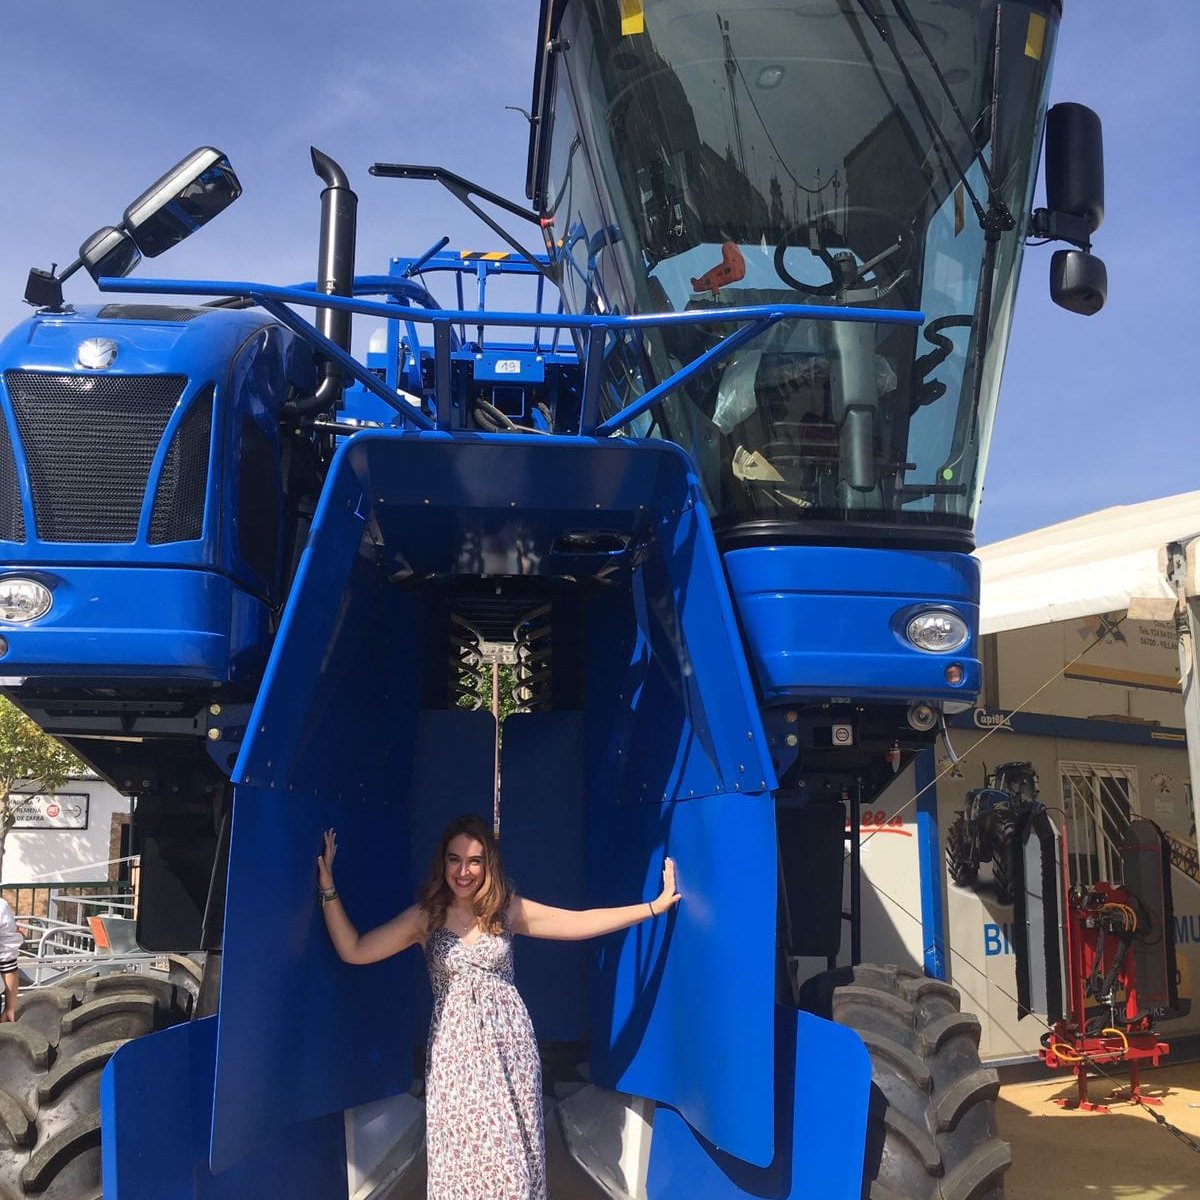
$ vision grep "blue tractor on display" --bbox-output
[0,2,1105,1197]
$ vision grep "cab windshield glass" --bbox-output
[543,0,1059,542]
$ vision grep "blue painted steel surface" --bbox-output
[102,1017,348,1199]
[0,566,269,682]
[644,1008,871,1198]
[587,791,778,1167]
[914,747,947,980]
[206,426,778,1171]
[212,461,428,1169]
[101,275,924,335]
[101,276,922,436]
[724,545,980,701]
[0,305,288,577]
[500,711,586,1041]
[402,708,499,1039]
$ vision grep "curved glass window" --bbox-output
[541,0,1059,542]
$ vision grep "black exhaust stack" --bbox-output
[284,148,357,416]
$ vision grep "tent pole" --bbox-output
[1167,538,1200,846]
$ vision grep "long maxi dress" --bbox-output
[423,922,546,1200]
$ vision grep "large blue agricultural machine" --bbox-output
[0,2,1106,1197]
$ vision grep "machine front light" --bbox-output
[0,578,53,623]
[905,610,968,654]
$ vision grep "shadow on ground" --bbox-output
[1000,1062,1200,1200]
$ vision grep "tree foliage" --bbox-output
[0,696,85,877]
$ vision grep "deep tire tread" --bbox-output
[19,1111,101,1193]
[920,1012,982,1055]
[0,971,196,1196]
[803,963,1010,1200]
[935,1068,1001,1131]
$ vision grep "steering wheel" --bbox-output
[774,206,913,301]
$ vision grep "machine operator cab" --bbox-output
[529,0,1103,552]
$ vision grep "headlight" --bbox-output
[0,578,53,623]
[905,610,968,654]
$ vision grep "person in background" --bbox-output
[0,897,23,1021]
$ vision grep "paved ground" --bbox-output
[1000,1061,1200,1199]
[382,1066,1200,1199]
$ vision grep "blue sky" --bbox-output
[1,1,1194,545]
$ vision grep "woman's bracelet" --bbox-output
[647,900,656,917]
[318,887,338,906]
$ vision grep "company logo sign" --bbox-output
[76,338,119,369]
[973,708,1014,732]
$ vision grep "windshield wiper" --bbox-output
[853,0,1015,240]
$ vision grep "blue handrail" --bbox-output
[99,276,924,436]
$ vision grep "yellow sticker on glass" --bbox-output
[621,0,645,36]
[1025,12,1046,60]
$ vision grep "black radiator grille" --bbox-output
[4,371,187,542]
[149,384,214,544]
[97,305,207,322]
[0,412,24,542]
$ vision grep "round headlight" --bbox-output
[905,610,968,654]
[0,578,53,623]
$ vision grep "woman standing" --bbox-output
[317,813,680,1200]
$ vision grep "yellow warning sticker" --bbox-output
[621,0,645,37]
[1025,12,1046,61]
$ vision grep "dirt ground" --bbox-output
[1000,1061,1200,1199]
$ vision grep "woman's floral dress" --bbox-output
[423,923,546,1200]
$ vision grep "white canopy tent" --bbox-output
[977,490,1200,636]
[976,490,1200,846]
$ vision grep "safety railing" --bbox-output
[1165,831,1200,885]
[101,274,924,438]
[3,880,134,925]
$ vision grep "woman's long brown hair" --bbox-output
[417,813,513,934]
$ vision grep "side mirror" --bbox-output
[1045,103,1104,237]
[79,226,142,283]
[123,147,242,258]
[1050,248,1107,316]
[22,146,241,310]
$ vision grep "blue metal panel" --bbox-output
[500,711,586,1040]
[102,1017,347,1200]
[214,783,415,1173]
[724,545,981,702]
[645,1008,871,1199]
[402,707,499,1040]
[587,791,778,1167]
[914,748,947,980]
[214,464,431,1170]
[0,566,268,683]
[0,305,277,573]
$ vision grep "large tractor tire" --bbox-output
[799,964,1010,1200]
[945,817,978,888]
[989,814,1018,906]
[0,964,196,1198]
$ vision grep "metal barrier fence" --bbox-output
[2,880,134,929]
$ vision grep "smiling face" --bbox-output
[444,834,486,903]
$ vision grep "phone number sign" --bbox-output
[11,793,89,830]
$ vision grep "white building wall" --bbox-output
[2,777,129,884]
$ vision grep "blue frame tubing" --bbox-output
[99,274,923,435]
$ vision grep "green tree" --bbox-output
[0,697,84,881]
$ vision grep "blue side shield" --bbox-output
[114,431,782,1176]
[102,1018,347,1199]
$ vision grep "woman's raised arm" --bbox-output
[317,829,425,964]
[508,857,680,942]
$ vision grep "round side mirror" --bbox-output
[1050,249,1107,316]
